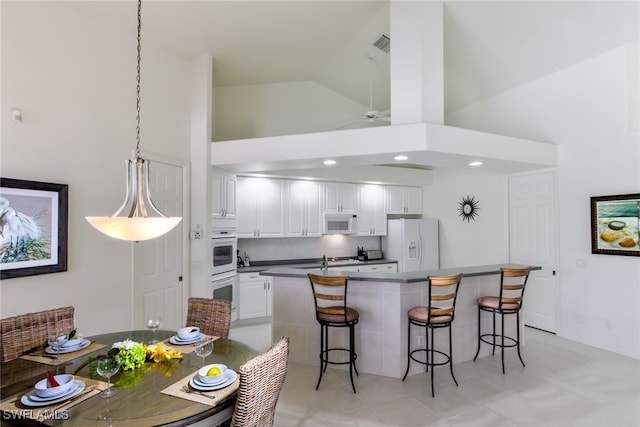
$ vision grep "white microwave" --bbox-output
[323,213,357,235]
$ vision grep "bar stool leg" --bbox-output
[316,324,325,390]
[402,319,411,381]
[492,311,497,355]
[501,312,505,374]
[449,325,458,387]
[516,311,525,367]
[473,306,481,362]
[349,323,357,393]
[429,325,435,397]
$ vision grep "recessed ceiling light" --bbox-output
[323,160,336,165]
[469,161,483,167]
[394,155,408,161]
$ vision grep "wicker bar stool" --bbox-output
[473,266,531,374]
[402,273,463,397]
[186,298,231,339]
[308,273,359,393]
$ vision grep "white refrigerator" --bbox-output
[382,218,439,272]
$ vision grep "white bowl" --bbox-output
[177,326,200,340]
[62,335,85,348]
[34,374,75,398]
[197,364,227,384]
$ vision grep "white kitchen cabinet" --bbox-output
[328,262,398,273]
[211,168,236,219]
[236,177,285,238]
[239,273,273,319]
[359,263,397,273]
[285,180,322,237]
[357,184,387,236]
[386,186,423,215]
[323,182,358,213]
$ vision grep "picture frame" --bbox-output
[0,178,68,279]
[590,193,640,257]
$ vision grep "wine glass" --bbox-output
[194,341,213,367]
[96,357,120,398]
[48,333,69,365]
[146,317,161,344]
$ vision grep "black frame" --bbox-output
[0,178,68,279]
[590,193,640,257]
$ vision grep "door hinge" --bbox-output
[178,276,183,282]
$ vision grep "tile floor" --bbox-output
[234,324,640,426]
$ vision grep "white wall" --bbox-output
[423,168,509,269]
[447,44,640,359]
[1,2,191,334]
[213,81,369,141]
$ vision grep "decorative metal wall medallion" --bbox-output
[458,195,480,222]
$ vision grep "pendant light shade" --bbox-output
[85,0,181,242]
[86,157,182,241]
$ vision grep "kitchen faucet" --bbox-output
[321,254,328,271]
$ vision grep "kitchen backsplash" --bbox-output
[237,236,381,262]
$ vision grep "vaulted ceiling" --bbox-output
[66,0,639,116]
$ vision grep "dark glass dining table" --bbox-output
[0,330,258,426]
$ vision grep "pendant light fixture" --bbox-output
[86,0,181,242]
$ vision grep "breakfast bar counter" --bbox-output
[261,264,538,379]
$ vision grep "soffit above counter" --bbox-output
[210,122,557,184]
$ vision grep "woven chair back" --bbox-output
[1,306,75,363]
[185,298,231,339]
[231,336,290,427]
[499,267,532,309]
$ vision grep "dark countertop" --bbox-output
[259,264,540,283]
[237,258,398,273]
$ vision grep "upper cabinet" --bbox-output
[211,168,237,219]
[357,184,387,236]
[323,183,358,213]
[285,180,322,237]
[386,186,423,215]
[237,177,285,238]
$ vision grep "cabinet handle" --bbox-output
[263,282,266,290]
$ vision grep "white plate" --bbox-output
[28,382,79,402]
[169,333,205,345]
[193,372,228,387]
[189,370,237,391]
[45,339,91,354]
[22,381,85,407]
[61,337,85,348]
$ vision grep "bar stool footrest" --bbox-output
[320,347,357,366]
[479,333,518,348]
[408,348,451,367]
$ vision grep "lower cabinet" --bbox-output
[238,273,272,319]
[328,262,398,273]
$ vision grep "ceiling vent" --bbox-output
[373,34,390,53]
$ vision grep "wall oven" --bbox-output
[212,230,237,277]
[212,271,238,322]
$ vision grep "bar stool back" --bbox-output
[308,273,359,393]
[402,273,463,397]
[473,266,531,373]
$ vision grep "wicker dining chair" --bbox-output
[230,336,290,427]
[0,306,75,363]
[185,298,231,339]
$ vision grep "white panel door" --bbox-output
[509,171,558,333]
[134,160,184,332]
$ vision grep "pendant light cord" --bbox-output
[135,0,142,159]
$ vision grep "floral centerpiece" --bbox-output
[109,339,146,371]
